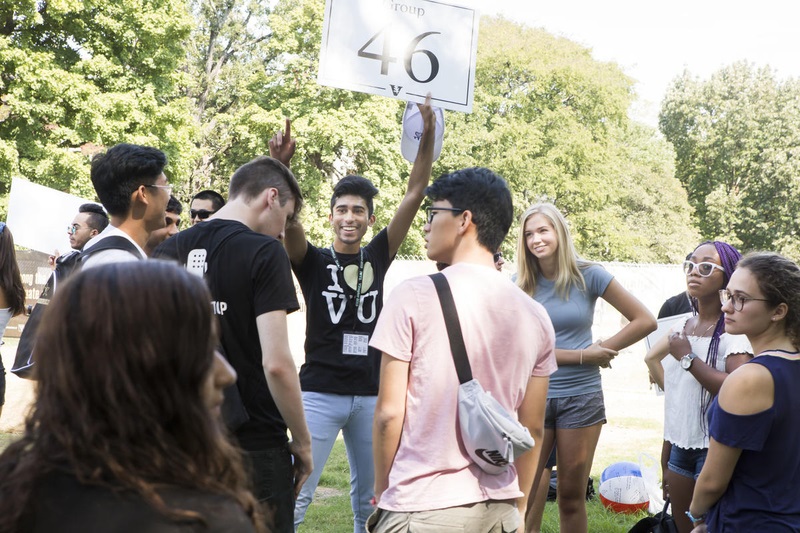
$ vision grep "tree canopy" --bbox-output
[0,0,197,199]
[660,61,800,256]
[1,0,697,262]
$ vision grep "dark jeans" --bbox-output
[0,352,5,407]
[245,445,294,533]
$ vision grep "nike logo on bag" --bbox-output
[476,449,509,467]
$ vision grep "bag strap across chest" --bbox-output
[430,272,473,384]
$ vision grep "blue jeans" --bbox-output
[294,392,377,533]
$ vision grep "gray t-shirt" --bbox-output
[533,263,613,398]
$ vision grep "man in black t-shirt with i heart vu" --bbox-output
[269,96,437,533]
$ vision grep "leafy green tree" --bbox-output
[660,61,800,254]
[0,0,197,205]
[439,17,695,261]
[182,0,273,196]
[225,6,693,260]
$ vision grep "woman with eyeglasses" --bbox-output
[685,252,800,532]
[0,261,265,532]
[516,203,656,533]
[0,222,25,419]
[645,241,752,533]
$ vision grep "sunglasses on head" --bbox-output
[683,260,725,277]
[190,209,215,220]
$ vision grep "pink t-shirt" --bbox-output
[370,262,557,512]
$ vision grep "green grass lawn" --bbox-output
[298,439,649,533]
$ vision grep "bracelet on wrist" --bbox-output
[580,349,584,365]
[686,510,707,524]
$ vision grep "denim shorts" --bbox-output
[668,444,707,480]
[544,391,606,430]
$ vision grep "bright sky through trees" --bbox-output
[484,0,800,126]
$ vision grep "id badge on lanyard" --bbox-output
[342,331,369,356]
[330,246,369,356]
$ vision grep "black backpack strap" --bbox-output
[80,236,145,262]
[430,272,473,384]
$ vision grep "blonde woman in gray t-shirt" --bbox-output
[516,203,656,533]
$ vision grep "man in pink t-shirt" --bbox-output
[369,167,557,532]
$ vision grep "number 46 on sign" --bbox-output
[318,0,479,113]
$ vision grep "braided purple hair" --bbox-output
[689,240,742,428]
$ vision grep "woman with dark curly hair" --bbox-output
[0,261,265,532]
[688,252,800,532]
[0,222,26,419]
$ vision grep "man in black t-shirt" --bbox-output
[269,98,437,533]
[153,156,311,533]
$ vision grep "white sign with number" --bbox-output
[318,0,479,113]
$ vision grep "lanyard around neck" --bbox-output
[330,246,364,326]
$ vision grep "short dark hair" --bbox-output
[228,156,303,216]
[425,167,513,253]
[90,144,167,217]
[166,195,182,215]
[190,190,225,212]
[78,203,109,233]
[330,175,379,216]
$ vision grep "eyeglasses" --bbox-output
[190,209,216,220]
[426,206,465,225]
[719,289,770,312]
[683,260,725,277]
[493,252,503,263]
[145,184,173,194]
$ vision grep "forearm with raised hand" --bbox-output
[386,94,435,256]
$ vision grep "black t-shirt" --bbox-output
[658,291,692,319]
[21,470,256,532]
[153,219,300,450]
[294,228,392,395]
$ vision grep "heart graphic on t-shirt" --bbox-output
[343,262,374,291]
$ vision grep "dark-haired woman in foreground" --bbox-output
[0,261,264,532]
[688,252,800,532]
[0,222,26,419]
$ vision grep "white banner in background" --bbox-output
[318,0,479,112]
[7,177,93,255]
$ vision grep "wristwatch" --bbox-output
[680,352,698,371]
